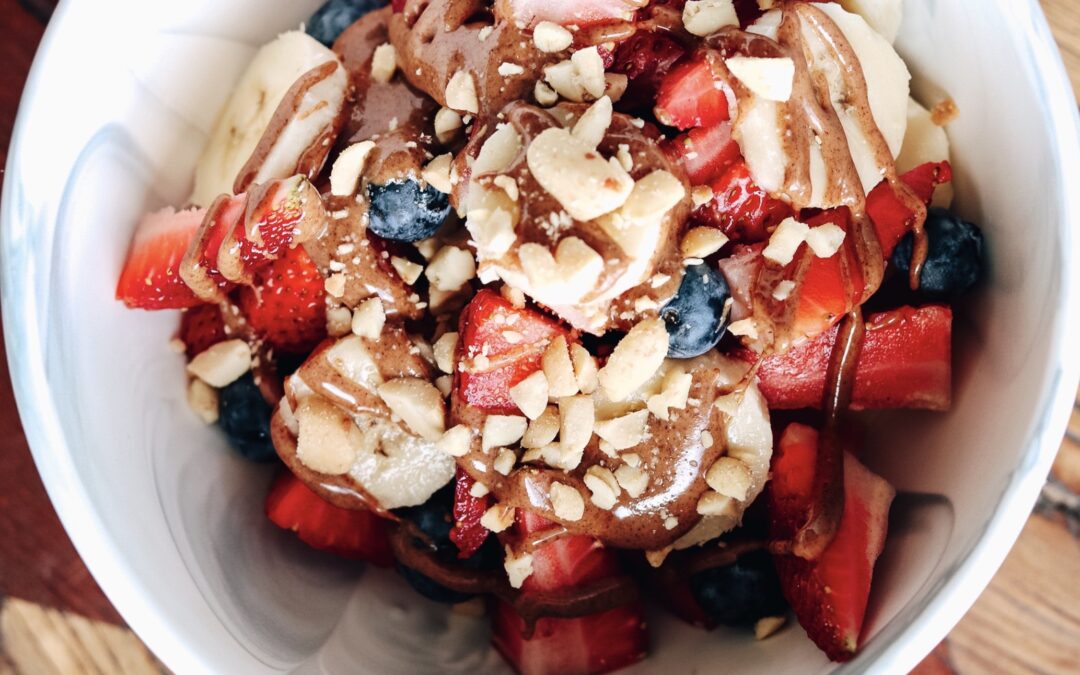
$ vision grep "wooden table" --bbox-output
[0,1,1077,673]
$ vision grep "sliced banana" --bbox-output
[190,31,347,207]
[839,0,903,44]
[277,330,455,510]
[897,98,953,207]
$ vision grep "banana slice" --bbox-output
[839,0,902,44]
[897,98,954,207]
[190,31,347,207]
[275,330,455,511]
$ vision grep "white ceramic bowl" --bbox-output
[3,1,1079,673]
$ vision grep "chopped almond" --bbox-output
[377,378,446,441]
[570,343,599,394]
[187,339,251,388]
[543,336,579,398]
[598,319,669,402]
[583,466,621,510]
[445,70,479,113]
[594,409,649,451]
[482,503,515,532]
[509,371,550,420]
[436,424,472,458]
[433,331,459,374]
[482,415,528,450]
[504,547,534,588]
[186,378,219,424]
[614,463,649,498]
[351,297,386,339]
[533,21,573,53]
[549,482,586,521]
[370,43,397,84]
[705,456,752,501]
[522,406,560,448]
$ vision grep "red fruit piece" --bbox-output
[769,424,896,662]
[265,471,394,566]
[450,468,491,559]
[609,30,687,111]
[694,160,792,243]
[654,51,732,130]
[868,162,953,258]
[116,207,205,310]
[238,245,327,355]
[734,305,952,411]
[179,304,227,357]
[664,122,741,186]
[457,290,570,414]
[180,194,245,301]
[502,0,641,29]
[492,511,647,675]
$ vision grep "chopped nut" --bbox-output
[467,206,517,258]
[697,491,739,517]
[526,127,633,222]
[493,448,517,475]
[705,456,752,501]
[433,331,459,374]
[426,246,476,292]
[681,226,730,259]
[168,337,186,354]
[296,397,361,475]
[504,547,534,588]
[772,280,796,301]
[700,430,714,448]
[324,273,347,298]
[493,174,520,202]
[594,409,649,451]
[436,424,472,457]
[549,482,586,521]
[481,503,515,532]
[616,144,634,172]
[644,547,673,568]
[518,237,605,306]
[614,464,649,498]
[583,466,621,510]
[621,452,641,468]
[186,378,219,424]
[445,70,479,114]
[327,336,383,390]
[390,256,423,285]
[727,318,759,340]
[370,43,397,84]
[187,339,251,387]
[534,80,558,106]
[682,0,739,36]
[725,56,795,102]
[633,296,658,313]
[483,415,528,450]
[351,297,385,340]
[533,21,573,53]
[713,391,742,417]
[327,306,353,336]
[570,343,598,394]
[755,616,788,640]
[435,374,452,398]
[571,96,613,148]
[806,223,847,258]
[377,378,446,441]
[598,318,669,402]
[663,516,678,530]
[434,107,463,144]
[422,153,454,194]
[646,368,693,420]
[604,73,628,102]
[543,46,607,102]
[558,395,594,459]
[762,217,809,265]
[501,284,526,308]
[543,336,579,398]
[509,370,550,420]
[330,140,376,197]
[522,406,560,448]
[691,185,714,206]
[497,61,525,77]
[469,481,490,498]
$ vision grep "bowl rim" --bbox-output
[2,1,1079,673]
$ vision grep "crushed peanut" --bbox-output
[522,406,560,448]
[370,43,397,84]
[509,371,550,420]
[549,482,586,521]
[377,378,446,441]
[705,456,752,501]
[435,424,472,458]
[186,378,219,424]
[187,339,251,388]
[583,466,621,510]
[482,415,528,450]
[543,336,579,398]
[598,318,669,402]
[595,409,649,451]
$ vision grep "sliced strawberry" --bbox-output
[179,304,227,357]
[769,424,896,662]
[609,30,687,112]
[450,468,491,559]
[265,471,394,566]
[237,245,327,355]
[734,305,952,411]
[116,207,205,310]
[492,511,647,675]
[457,290,570,414]
[868,162,953,258]
[693,160,792,243]
[655,51,731,130]
[180,194,245,301]
[663,123,741,186]
[502,0,642,29]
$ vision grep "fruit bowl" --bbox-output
[2,0,1079,672]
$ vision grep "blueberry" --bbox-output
[689,550,788,626]
[367,179,451,242]
[892,208,984,294]
[217,374,277,462]
[306,0,387,47]
[395,485,456,556]
[396,564,476,604]
[659,264,731,358]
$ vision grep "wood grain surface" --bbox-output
[0,1,1078,673]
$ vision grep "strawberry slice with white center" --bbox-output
[116,207,206,310]
[769,424,895,662]
[492,510,647,675]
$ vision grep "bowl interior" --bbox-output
[3,0,1077,673]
